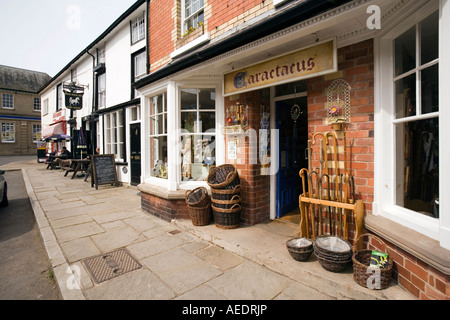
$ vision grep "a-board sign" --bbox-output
[91,154,119,190]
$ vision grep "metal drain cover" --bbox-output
[82,248,142,284]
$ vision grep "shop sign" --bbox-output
[224,39,337,96]
[64,91,83,110]
[52,109,66,123]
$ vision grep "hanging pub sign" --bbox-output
[64,91,83,110]
[224,39,337,96]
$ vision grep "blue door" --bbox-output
[276,99,307,218]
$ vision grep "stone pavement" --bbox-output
[1,159,416,300]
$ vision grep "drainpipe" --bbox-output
[146,0,150,75]
[86,49,96,154]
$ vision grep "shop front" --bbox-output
[136,0,449,299]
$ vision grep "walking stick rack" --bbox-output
[299,128,364,249]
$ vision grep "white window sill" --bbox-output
[170,32,210,59]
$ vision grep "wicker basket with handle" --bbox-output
[352,233,393,290]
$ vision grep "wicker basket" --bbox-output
[185,187,210,208]
[352,233,393,290]
[314,236,353,273]
[286,238,314,262]
[188,203,212,226]
[211,195,241,209]
[212,203,241,229]
[207,164,240,190]
[211,185,241,201]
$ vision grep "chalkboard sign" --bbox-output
[91,154,119,190]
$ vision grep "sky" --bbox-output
[0,0,138,77]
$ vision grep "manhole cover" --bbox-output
[82,248,142,284]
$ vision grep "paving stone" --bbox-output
[60,237,101,262]
[91,210,139,224]
[124,215,166,233]
[91,227,144,252]
[127,233,192,260]
[206,261,290,300]
[142,247,222,295]
[54,222,105,243]
[84,269,176,300]
[195,246,244,271]
[174,284,227,300]
[50,215,93,229]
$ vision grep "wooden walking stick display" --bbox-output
[298,122,363,249]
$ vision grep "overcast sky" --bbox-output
[0,0,137,77]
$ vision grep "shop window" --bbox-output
[393,11,439,218]
[1,122,15,143]
[32,124,41,143]
[104,110,124,161]
[149,93,168,179]
[180,88,216,181]
[376,7,440,240]
[2,94,14,109]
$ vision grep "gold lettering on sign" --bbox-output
[224,39,336,96]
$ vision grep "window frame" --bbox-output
[131,14,145,45]
[1,122,15,143]
[181,0,204,34]
[33,97,41,112]
[97,72,106,110]
[32,123,41,143]
[2,94,14,109]
[104,110,124,162]
[179,86,217,187]
[148,92,168,180]
[374,3,441,240]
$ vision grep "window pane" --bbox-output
[199,112,215,133]
[181,135,215,181]
[395,26,416,76]
[181,112,197,133]
[181,89,197,110]
[150,136,168,179]
[420,11,439,65]
[421,64,439,114]
[395,73,416,118]
[199,88,215,109]
[395,118,439,218]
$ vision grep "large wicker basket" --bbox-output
[188,203,212,226]
[207,164,240,190]
[185,187,210,208]
[313,236,353,273]
[211,195,241,209]
[211,185,241,201]
[352,234,393,290]
[212,203,241,229]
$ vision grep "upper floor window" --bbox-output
[182,0,204,33]
[2,94,14,109]
[42,98,49,115]
[56,84,63,111]
[134,51,146,80]
[97,47,106,65]
[97,73,106,109]
[34,98,41,111]
[131,15,145,44]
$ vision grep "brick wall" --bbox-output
[366,235,450,300]
[225,90,271,225]
[149,0,175,73]
[307,39,375,216]
[141,192,189,222]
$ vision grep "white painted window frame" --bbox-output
[374,0,450,249]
